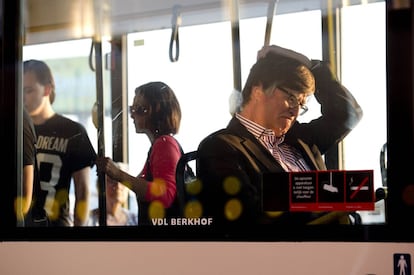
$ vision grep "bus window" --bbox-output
[20,1,387,228]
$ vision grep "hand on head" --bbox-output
[257,45,312,68]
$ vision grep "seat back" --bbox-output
[175,150,198,217]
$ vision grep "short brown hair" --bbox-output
[241,52,315,108]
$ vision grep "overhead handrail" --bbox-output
[169,5,182,62]
[89,40,96,71]
[380,142,387,187]
[264,0,279,46]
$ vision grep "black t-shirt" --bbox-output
[23,109,48,226]
[23,109,36,167]
[35,114,96,226]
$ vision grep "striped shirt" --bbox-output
[236,113,310,172]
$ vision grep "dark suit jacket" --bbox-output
[196,61,363,226]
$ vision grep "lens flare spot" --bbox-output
[224,198,242,221]
[265,211,284,218]
[402,184,414,206]
[184,200,203,218]
[75,200,89,222]
[45,198,60,221]
[14,197,26,221]
[186,179,202,195]
[148,200,165,219]
[150,178,167,197]
[223,176,241,195]
[45,189,68,221]
[56,189,68,204]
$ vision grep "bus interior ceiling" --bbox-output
[24,0,382,45]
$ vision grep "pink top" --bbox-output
[139,135,181,208]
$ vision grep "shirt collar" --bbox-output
[236,113,285,146]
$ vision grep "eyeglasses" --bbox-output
[278,87,309,115]
[129,105,148,115]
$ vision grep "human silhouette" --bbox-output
[397,255,408,275]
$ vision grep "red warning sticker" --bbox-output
[289,170,375,211]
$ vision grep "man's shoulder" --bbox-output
[198,117,251,151]
[198,128,245,153]
[203,118,248,141]
[200,128,230,143]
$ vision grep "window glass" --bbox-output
[341,2,386,223]
[126,9,322,175]
[21,2,386,227]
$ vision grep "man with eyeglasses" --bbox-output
[196,45,363,225]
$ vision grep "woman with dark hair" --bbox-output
[95,81,183,225]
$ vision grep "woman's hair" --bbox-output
[240,51,315,108]
[23,59,56,104]
[134,81,181,136]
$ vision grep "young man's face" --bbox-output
[23,71,49,116]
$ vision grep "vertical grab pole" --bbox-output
[94,40,107,227]
[264,0,279,47]
[94,41,106,226]
[321,0,342,170]
[230,0,242,92]
[93,0,107,226]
